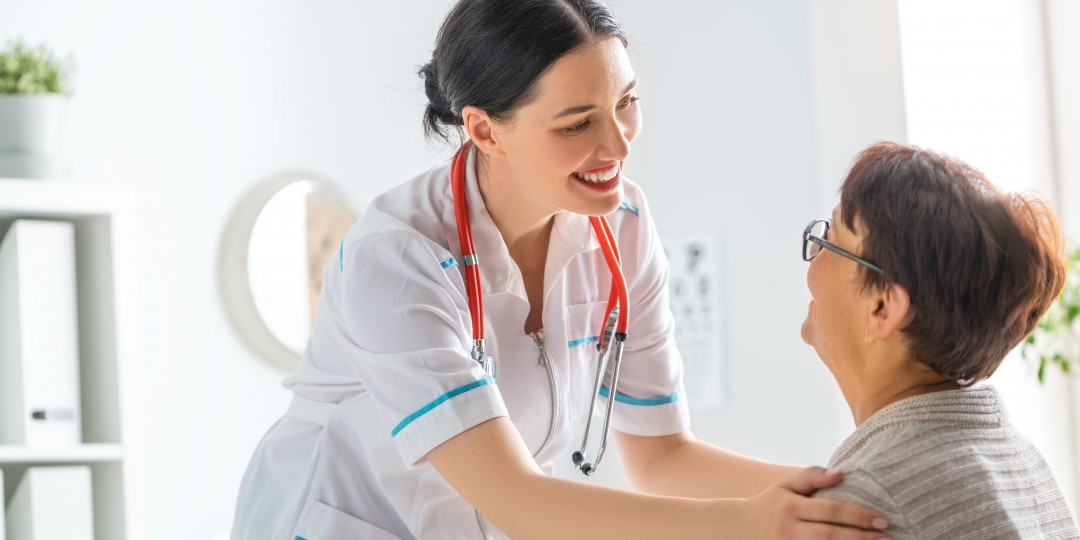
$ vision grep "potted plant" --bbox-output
[1022,244,1080,383]
[0,39,74,179]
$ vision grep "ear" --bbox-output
[461,105,507,158]
[866,283,911,342]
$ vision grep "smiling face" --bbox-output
[801,208,875,377]
[484,37,641,217]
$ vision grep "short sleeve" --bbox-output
[333,230,508,466]
[606,189,692,436]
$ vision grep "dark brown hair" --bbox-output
[840,142,1066,384]
[420,0,627,143]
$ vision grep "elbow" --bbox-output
[614,429,694,495]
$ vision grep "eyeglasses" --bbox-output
[803,219,885,274]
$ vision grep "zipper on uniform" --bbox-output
[531,329,559,458]
[475,331,556,539]
[476,509,490,539]
[474,331,558,539]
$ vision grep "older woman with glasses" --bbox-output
[800,141,1079,539]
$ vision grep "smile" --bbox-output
[572,164,620,183]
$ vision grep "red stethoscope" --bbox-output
[450,143,629,476]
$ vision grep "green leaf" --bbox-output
[1027,242,1080,383]
[0,38,73,95]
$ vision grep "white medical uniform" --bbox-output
[231,148,691,540]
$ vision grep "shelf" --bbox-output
[0,443,123,464]
[0,176,138,538]
[0,178,130,219]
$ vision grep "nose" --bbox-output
[598,116,632,162]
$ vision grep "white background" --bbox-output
[1,1,1074,538]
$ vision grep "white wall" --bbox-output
[603,0,906,471]
[1,1,906,537]
[1048,0,1080,236]
[1045,0,1080,506]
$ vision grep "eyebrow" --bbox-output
[551,79,638,119]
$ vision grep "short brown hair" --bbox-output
[840,142,1066,384]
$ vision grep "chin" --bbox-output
[569,195,622,217]
[599,196,624,216]
[800,317,813,345]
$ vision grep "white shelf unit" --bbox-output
[0,444,124,464]
[0,178,141,540]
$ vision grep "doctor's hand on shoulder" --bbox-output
[429,417,889,540]
[735,466,890,539]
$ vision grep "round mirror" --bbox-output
[220,172,362,371]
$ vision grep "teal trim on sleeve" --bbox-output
[618,202,640,216]
[339,241,344,272]
[568,335,600,348]
[439,257,458,269]
[391,378,493,437]
[296,536,307,540]
[599,385,682,406]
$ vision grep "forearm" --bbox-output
[431,418,746,539]
[616,431,801,498]
[430,419,887,540]
[498,472,744,540]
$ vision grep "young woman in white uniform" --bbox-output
[232,1,892,538]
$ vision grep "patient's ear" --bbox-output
[866,283,911,342]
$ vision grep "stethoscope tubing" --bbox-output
[590,216,628,336]
[576,215,629,475]
[451,145,488,363]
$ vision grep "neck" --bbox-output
[835,350,961,426]
[474,151,556,264]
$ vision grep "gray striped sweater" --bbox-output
[814,385,1079,539]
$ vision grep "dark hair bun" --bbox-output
[420,61,460,127]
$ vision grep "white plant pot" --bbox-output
[0,94,69,179]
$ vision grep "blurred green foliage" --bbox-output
[1022,244,1080,383]
[0,39,73,94]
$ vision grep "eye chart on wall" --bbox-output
[663,232,726,411]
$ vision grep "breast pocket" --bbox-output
[292,499,401,540]
[564,301,609,421]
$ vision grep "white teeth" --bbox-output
[573,166,619,183]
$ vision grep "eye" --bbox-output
[564,120,590,134]
[618,95,640,110]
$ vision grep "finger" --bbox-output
[779,466,844,495]
[795,497,889,532]
[795,522,891,540]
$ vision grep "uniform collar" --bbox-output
[441,145,601,299]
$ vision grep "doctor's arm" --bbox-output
[607,201,806,500]
[428,417,890,540]
[615,428,803,498]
